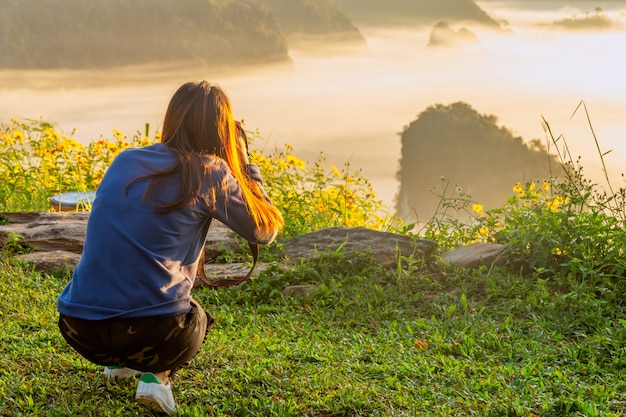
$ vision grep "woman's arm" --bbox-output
[206,161,278,245]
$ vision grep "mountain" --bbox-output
[480,0,626,2]
[395,102,562,220]
[333,0,504,28]
[257,0,364,42]
[0,0,289,69]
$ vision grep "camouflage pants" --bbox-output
[58,298,212,373]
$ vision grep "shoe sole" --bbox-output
[104,366,144,379]
[136,394,175,415]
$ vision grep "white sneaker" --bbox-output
[135,373,177,415]
[103,366,143,380]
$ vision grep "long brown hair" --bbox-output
[129,80,284,233]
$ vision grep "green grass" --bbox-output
[3,112,626,415]
[3,253,626,416]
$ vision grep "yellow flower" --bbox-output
[48,129,61,142]
[113,129,125,139]
[547,195,568,212]
[513,183,525,197]
[286,154,306,169]
[66,137,85,151]
[276,159,288,170]
[542,181,550,192]
[12,130,24,143]
[472,203,483,214]
[4,132,15,146]
[139,136,152,147]
[330,164,341,178]
[106,141,119,153]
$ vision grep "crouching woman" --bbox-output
[57,81,283,415]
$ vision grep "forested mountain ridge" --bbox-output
[0,0,289,69]
[396,102,562,220]
[0,0,506,69]
[480,0,625,2]
[258,0,363,41]
[333,0,503,27]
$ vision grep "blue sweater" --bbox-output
[58,143,272,320]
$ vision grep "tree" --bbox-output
[395,102,561,221]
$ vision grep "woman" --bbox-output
[57,81,283,415]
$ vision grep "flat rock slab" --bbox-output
[280,226,437,264]
[0,211,238,258]
[0,212,88,253]
[16,250,81,273]
[0,211,90,224]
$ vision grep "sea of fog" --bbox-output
[1,2,625,210]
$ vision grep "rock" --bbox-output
[0,211,90,224]
[194,262,271,288]
[280,226,437,264]
[6,212,521,286]
[440,242,505,269]
[203,221,241,259]
[0,211,239,261]
[0,216,88,253]
[427,21,479,47]
[16,250,81,273]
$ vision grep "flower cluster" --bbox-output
[1,120,403,236]
[0,119,157,211]
[511,181,568,212]
[252,143,390,236]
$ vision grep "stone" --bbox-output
[7,212,521,290]
[0,217,88,253]
[16,250,81,273]
[0,211,90,224]
[427,21,479,47]
[280,226,437,264]
[194,262,270,287]
[0,211,239,260]
[203,221,241,259]
[440,242,505,269]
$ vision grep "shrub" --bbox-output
[0,120,407,237]
[423,102,626,287]
[249,136,408,236]
[0,119,155,211]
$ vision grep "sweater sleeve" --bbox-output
[206,162,279,245]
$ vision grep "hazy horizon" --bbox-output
[2,2,625,212]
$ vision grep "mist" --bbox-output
[1,2,625,210]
